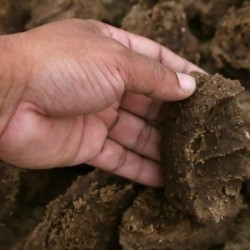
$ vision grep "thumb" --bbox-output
[121,50,196,101]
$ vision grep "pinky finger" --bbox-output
[86,139,163,187]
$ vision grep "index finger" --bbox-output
[89,20,205,74]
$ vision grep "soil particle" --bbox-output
[161,72,250,223]
[0,162,20,222]
[120,188,232,250]
[27,0,108,29]
[122,1,200,63]
[211,2,250,71]
[24,170,138,250]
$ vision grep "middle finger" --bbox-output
[108,109,161,161]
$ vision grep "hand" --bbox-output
[0,19,202,186]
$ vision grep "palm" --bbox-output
[0,94,161,185]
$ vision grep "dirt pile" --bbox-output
[0,0,29,34]
[178,0,244,37]
[122,1,200,63]
[24,170,138,250]
[120,188,231,250]
[237,90,250,126]
[224,208,250,250]
[27,0,108,29]
[161,72,250,223]
[0,1,250,250]
[0,162,20,222]
[211,2,250,71]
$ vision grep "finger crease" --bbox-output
[112,150,127,174]
[134,122,150,152]
[108,111,120,132]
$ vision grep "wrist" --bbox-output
[0,34,29,136]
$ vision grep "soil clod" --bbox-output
[24,170,138,250]
[122,1,200,63]
[161,72,250,223]
[212,2,250,71]
[120,188,232,250]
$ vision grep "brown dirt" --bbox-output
[0,162,20,222]
[0,166,84,249]
[27,0,108,29]
[178,0,244,37]
[224,208,250,250]
[122,1,200,63]
[120,188,232,250]
[211,2,250,71]
[0,1,250,250]
[237,90,250,126]
[27,0,137,30]
[161,72,250,223]
[23,170,139,250]
[0,0,29,34]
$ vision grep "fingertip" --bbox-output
[177,72,196,94]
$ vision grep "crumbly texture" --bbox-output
[137,0,243,37]
[122,1,200,63]
[120,188,232,250]
[0,166,82,250]
[161,72,250,223]
[24,170,138,250]
[211,2,250,71]
[237,90,250,126]
[0,1,250,249]
[0,162,20,222]
[179,0,243,36]
[224,208,250,250]
[0,0,31,34]
[27,0,108,29]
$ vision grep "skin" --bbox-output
[0,19,202,187]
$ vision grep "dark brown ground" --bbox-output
[120,188,232,250]
[23,170,139,250]
[0,0,29,34]
[122,1,200,63]
[0,1,249,250]
[211,2,250,71]
[27,0,108,29]
[0,162,20,222]
[177,0,244,38]
[161,72,250,223]
[224,208,250,250]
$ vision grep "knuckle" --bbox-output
[111,150,127,174]
[153,63,166,86]
[146,63,169,98]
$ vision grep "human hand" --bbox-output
[0,19,202,186]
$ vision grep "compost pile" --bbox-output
[0,0,250,249]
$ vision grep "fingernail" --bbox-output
[177,73,196,93]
